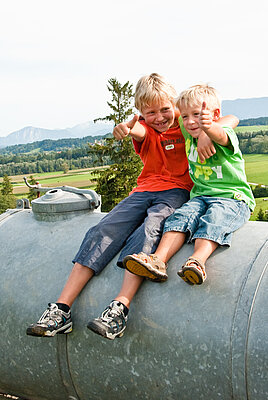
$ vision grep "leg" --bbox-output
[87,270,144,340]
[178,239,218,285]
[191,238,218,265]
[115,270,144,308]
[119,189,189,280]
[178,197,250,286]
[57,262,95,307]
[118,188,189,265]
[155,231,187,263]
[73,192,151,273]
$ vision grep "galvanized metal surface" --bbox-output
[0,203,267,400]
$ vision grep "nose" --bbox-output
[188,116,195,124]
[155,112,164,121]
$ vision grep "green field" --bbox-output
[4,158,268,221]
[250,197,268,221]
[235,125,268,134]
[243,154,268,185]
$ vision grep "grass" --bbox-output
[250,197,268,221]
[243,154,268,185]
[3,157,268,221]
[5,167,105,195]
[235,125,268,134]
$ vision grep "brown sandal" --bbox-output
[177,257,207,285]
[123,252,168,282]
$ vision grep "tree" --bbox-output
[90,78,143,212]
[256,207,268,221]
[0,174,16,213]
[94,78,134,125]
[1,174,13,195]
[0,194,16,214]
[27,175,39,203]
[62,162,69,174]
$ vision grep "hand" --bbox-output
[197,131,216,163]
[113,114,139,140]
[199,102,213,130]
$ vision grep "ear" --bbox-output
[213,108,221,121]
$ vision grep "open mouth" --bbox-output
[155,121,169,129]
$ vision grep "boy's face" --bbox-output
[180,103,213,138]
[141,100,175,133]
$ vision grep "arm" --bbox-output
[218,114,239,129]
[197,133,216,163]
[199,102,229,146]
[113,114,147,143]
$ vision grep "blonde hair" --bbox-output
[135,73,177,112]
[176,84,221,112]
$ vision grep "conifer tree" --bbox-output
[0,174,16,213]
[1,174,13,195]
[90,78,143,212]
[27,175,39,203]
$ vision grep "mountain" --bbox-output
[1,97,268,148]
[222,97,268,120]
[0,121,113,148]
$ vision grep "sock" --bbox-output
[56,303,70,313]
[113,300,129,316]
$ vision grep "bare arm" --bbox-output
[199,102,229,146]
[218,114,239,129]
[113,115,147,142]
[197,132,216,163]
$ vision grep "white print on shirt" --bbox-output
[188,144,223,181]
[194,164,223,181]
[165,144,174,150]
[188,144,198,162]
[211,166,223,179]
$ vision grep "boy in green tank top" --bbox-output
[124,84,255,285]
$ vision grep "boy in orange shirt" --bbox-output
[27,74,237,340]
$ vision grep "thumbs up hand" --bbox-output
[199,101,213,130]
[113,114,139,140]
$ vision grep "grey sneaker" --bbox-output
[123,252,168,282]
[87,301,128,340]
[26,303,72,337]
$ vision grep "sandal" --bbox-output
[177,257,207,285]
[123,252,168,282]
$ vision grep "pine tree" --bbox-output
[94,78,134,125]
[1,174,13,195]
[0,174,16,213]
[27,175,39,203]
[90,78,143,212]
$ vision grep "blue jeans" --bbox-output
[164,196,251,246]
[73,188,190,274]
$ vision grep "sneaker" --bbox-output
[123,252,168,282]
[26,303,72,337]
[87,300,128,340]
[178,257,207,285]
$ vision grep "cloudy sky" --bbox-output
[0,0,267,137]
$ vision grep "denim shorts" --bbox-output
[164,196,251,246]
[73,188,189,274]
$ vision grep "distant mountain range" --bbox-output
[221,97,268,120]
[0,121,113,148]
[0,97,267,148]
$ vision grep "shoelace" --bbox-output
[38,306,61,324]
[102,305,122,322]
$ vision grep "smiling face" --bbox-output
[179,103,214,139]
[141,100,176,133]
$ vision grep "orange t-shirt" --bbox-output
[130,120,193,194]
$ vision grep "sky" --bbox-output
[0,0,267,137]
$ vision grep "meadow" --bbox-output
[243,154,268,185]
[235,125,268,134]
[1,155,267,221]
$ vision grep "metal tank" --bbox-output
[0,185,267,400]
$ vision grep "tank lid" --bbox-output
[32,189,95,214]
